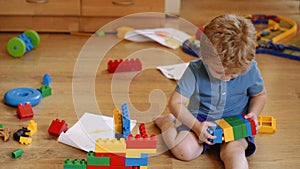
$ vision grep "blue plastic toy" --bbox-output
[4,87,42,107]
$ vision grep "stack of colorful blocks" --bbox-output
[64,103,157,169]
[209,115,257,143]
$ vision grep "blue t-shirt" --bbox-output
[176,59,264,121]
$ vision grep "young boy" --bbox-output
[154,14,267,169]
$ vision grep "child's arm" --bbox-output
[169,91,216,144]
[245,88,267,131]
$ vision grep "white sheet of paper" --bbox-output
[125,28,191,49]
[157,62,189,80]
[58,112,137,152]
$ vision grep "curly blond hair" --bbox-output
[203,14,257,73]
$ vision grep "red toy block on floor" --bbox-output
[48,119,68,137]
[108,58,142,73]
[17,103,34,119]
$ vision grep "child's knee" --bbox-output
[171,138,203,161]
[220,139,248,159]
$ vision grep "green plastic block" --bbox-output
[64,158,86,169]
[0,124,3,128]
[87,151,110,166]
[39,85,52,97]
[224,117,244,140]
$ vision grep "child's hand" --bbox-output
[245,112,260,133]
[196,121,216,145]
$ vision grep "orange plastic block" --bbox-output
[215,119,234,142]
[114,108,123,134]
[95,138,126,153]
[258,115,276,133]
[17,103,34,119]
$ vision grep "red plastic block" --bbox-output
[242,114,256,136]
[126,134,157,149]
[86,166,109,169]
[48,119,68,136]
[109,167,133,169]
[17,103,34,119]
[107,58,142,73]
[94,152,126,166]
[138,123,147,138]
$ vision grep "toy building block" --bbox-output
[26,120,37,136]
[108,58,142,73]
[140,166,148,169]
[11,149,24,159]
[94,152,126,166]
[0,124,3,128]
[48,119,68,137]
[126,134,157,149]
[42,73,52,85]
[0,127,11,141]
[13,127,30,141]
[87,151,110,166]
[224,116,247,140]
[17,103,34,119]
[242,114,257,135]
[95,138,126,153]
[121,103,131,138]
[114,108,123,134]
[215,119,234,142]
[207,126,222,144]
[64,158,87,169]
[19,136,32,144]
[126,148,157,158]
[38,85,52,97]
[125,154,149,166]
[258,115,276,133]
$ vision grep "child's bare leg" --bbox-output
[154,114,203,161]
[220,139,249,169]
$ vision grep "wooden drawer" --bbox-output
[82,0,165,16]
[0,0,80,16]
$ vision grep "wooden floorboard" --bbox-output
[0,0,299,168]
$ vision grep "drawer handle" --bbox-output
[26,0,48,3]
[112,1,134,5]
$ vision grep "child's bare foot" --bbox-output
[153,114,176,130]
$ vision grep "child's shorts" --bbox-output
[177,124,256,157]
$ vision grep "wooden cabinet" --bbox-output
[0,0,165,32]
[0,0,80,32]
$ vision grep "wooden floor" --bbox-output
[0,0,300,168]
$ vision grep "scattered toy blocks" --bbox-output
[17,103,34,119]
[48,119,68,136]
[108,58,142,73]
[26,120,37,136]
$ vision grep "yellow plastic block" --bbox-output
[140,166,148,169]
[19,136,32,145]
[126,148,157,158]
[26,120,37,136]
[113,108,122,134]
[215,119,234,142]
[258,116,276,133]
[95,138,126,153]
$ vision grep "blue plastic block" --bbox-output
[17,33,33,52]
[125,154,148,166]
[42,73,52,85]
[213,126,223,144]
[121,103,131,138]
